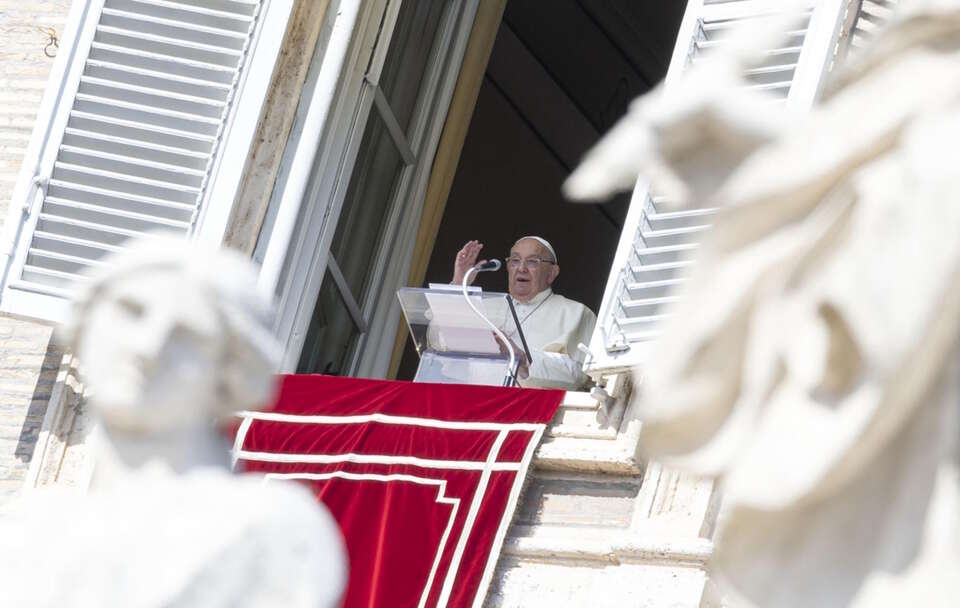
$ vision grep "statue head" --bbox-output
[61,235,281,436]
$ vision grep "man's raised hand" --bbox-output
[452,240,486,285]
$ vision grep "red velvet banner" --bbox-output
[235,375,564,608]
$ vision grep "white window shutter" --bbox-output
[0,0,289,322]
[586,0,859,375]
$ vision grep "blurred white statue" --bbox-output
[567,3,960,608]
[0,236,346,608]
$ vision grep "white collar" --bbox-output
[513,287,553,307]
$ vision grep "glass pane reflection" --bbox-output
[380,0,447,134]
[297,269,360,375]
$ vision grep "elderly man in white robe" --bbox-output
[452,236,596,390]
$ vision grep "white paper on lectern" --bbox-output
[424,291,501,355]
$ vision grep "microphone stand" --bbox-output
[461,265,518,387]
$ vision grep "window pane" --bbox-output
[380,0,447,134]
[329,110,405,300]
[298,110,404,374]
[296,1,449,376]
[297,269,361,375]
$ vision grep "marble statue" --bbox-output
[0,236,346,607]
[566,2,960,607]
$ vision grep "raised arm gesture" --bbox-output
[451,240,486,285]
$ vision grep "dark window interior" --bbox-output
[397,0,687,379]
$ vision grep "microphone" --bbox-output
[473,259,501,272]
[461,256,516,386]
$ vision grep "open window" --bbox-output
[260,0,481,374]
[257,0,897,382]
[391,1,692,381]
[296,1,456,375]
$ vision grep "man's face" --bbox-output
[507,238,559,303]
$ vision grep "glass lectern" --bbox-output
[397,287,532,386]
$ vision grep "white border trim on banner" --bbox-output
[264,471,461,608]
[435,429,506,607]
[236,410,542,432]
[238,450,522,471]
[235,411,550,607]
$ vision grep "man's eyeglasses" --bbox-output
[505,256,556,270]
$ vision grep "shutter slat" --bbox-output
[85,60,233,99]
[69,112,217,151]
[621,329,664,342]
[744,81,792,92]
[74,95,222,134]
[647,208,717,231]
[107,0,255,28]
[48,178,201,211]
[625,261,695,285]
[744,63,799,88]
[47,181,196,220]
[53,162,201,195]
[620,296,682,316]
[63,128,209,169]
[97,22,246,56]
[95,29,241,68]
[632,242,698,266]
[89,43,237,83]
[78,78,226,118]
[33,230,126,256]
[100,8,250,47]
[630,259,695,274]
[641,224,711,239]
[638,228,709,248]
[173,0,259,15]
[32,230,121,261]
[646,207,715,219]
[19,266,88,293]
[36,214,171,245]
[626,277,687,292]
[25,249,105,276]
[618,312,673,327]
[43,198,193,231]
[58,146,206,185]
[74,93,222,126]
[745,62,799,75]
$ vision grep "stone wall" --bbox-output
[486,384,719,607]
[0,316,62,499]
[0,0,71,503]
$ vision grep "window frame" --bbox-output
[259,0,480,374]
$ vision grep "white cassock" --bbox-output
[506,288,596,390]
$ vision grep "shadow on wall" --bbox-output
[15,336,65,464]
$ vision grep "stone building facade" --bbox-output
[0,0,70,501]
